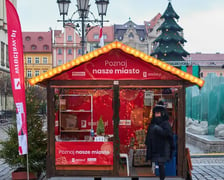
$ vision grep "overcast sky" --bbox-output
[17,0,224,53]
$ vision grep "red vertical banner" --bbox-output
[6,0,28,155]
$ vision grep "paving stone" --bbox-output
[191,158,224,180]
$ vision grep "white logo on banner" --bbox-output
[16,102,24,133]
[16,102,24,113]
[14,78,21,90]
[16,102,27,154]
[18,135,28,154]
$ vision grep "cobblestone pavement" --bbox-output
[0,121,13,180]
[1,122,224,180]
[191,157,224,180]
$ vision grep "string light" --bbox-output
[28,41,204,87]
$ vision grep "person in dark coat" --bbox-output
[145,100,174,180]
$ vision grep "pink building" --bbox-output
[52,25,114,67]
[52,26,81,67]
[86,25,114,51]
[186,53,224,78]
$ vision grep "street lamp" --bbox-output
[95,0,109,27]
[57,0,109,55]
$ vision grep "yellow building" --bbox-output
[23,31,53,85]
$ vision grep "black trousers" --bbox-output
[158,162,165,180]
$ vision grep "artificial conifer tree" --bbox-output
[151,1,189,62]
[96,116,105,135]
[0,86,47,177]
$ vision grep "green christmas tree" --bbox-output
[96,116,105,135]
[151,2,189,62]
[0,86,47,177]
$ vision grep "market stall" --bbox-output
[29,41,204,179]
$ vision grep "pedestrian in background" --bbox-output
[145,100,174,180]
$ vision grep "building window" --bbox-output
[140,37,145,41]
[43,70,47,73]
[67,35,72,41]
[200,72,203,78]
[27,70,32,78]
[68,49,72,55]
[94,34,99,40]
[27,57,32,64]
[31,45,37,50]
[1,42,5,66]
[43,57,48,64]
[103,34,107,40]
[78,49,82,55]
[58,48,62,54]
[25,36,31,41]
[58,59,63,65]
[43,45,49,50]
[35,57,40,64]
[38,36,43,41]
[6,45,9,68]
[128,33,134,39]
[35,70,40,76]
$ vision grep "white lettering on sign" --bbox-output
[92,69,113,74]
[11,30,20,74]
[59,150,75,155]
[75,150,91,154]
[147,72,162,77]
[114,68,140,74]
[91,60,142,75]
[119,120,131,126]
[105,60,127,68]
[87,158,96,162]
[72,71,86,76]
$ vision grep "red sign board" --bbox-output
[53,50,180,81]
[55,141,113,165]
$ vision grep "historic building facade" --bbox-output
[0,0,17,111]
[114,14,163,55]
[114,19,148,54]
[22,31,53,83]
[185,53,224,78]
[52,26,81,67]
[86,25,114,52]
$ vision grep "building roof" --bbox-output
[53,30,62,38]
[185,53,224,66]
[29,41,204,87]
[188,53,224,61]
[114,20,147,41]
[144,13,161,33]
[22,31,52,53]
[86,25,114,42]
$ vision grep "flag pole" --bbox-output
[27,153,29,180]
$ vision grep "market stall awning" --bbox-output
[29,41,204,87]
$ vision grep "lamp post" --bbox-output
[95,0,109,28]
[57,0,109,55]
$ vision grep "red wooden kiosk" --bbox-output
[29,41,204,179]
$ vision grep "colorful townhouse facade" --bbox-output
[0,0,17,111]
[52,25,114,67]
[186,53,224,78]
[52,26,81,67]
[22,31,53,84]
[86,25,114,52]
[24,12,223,80]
